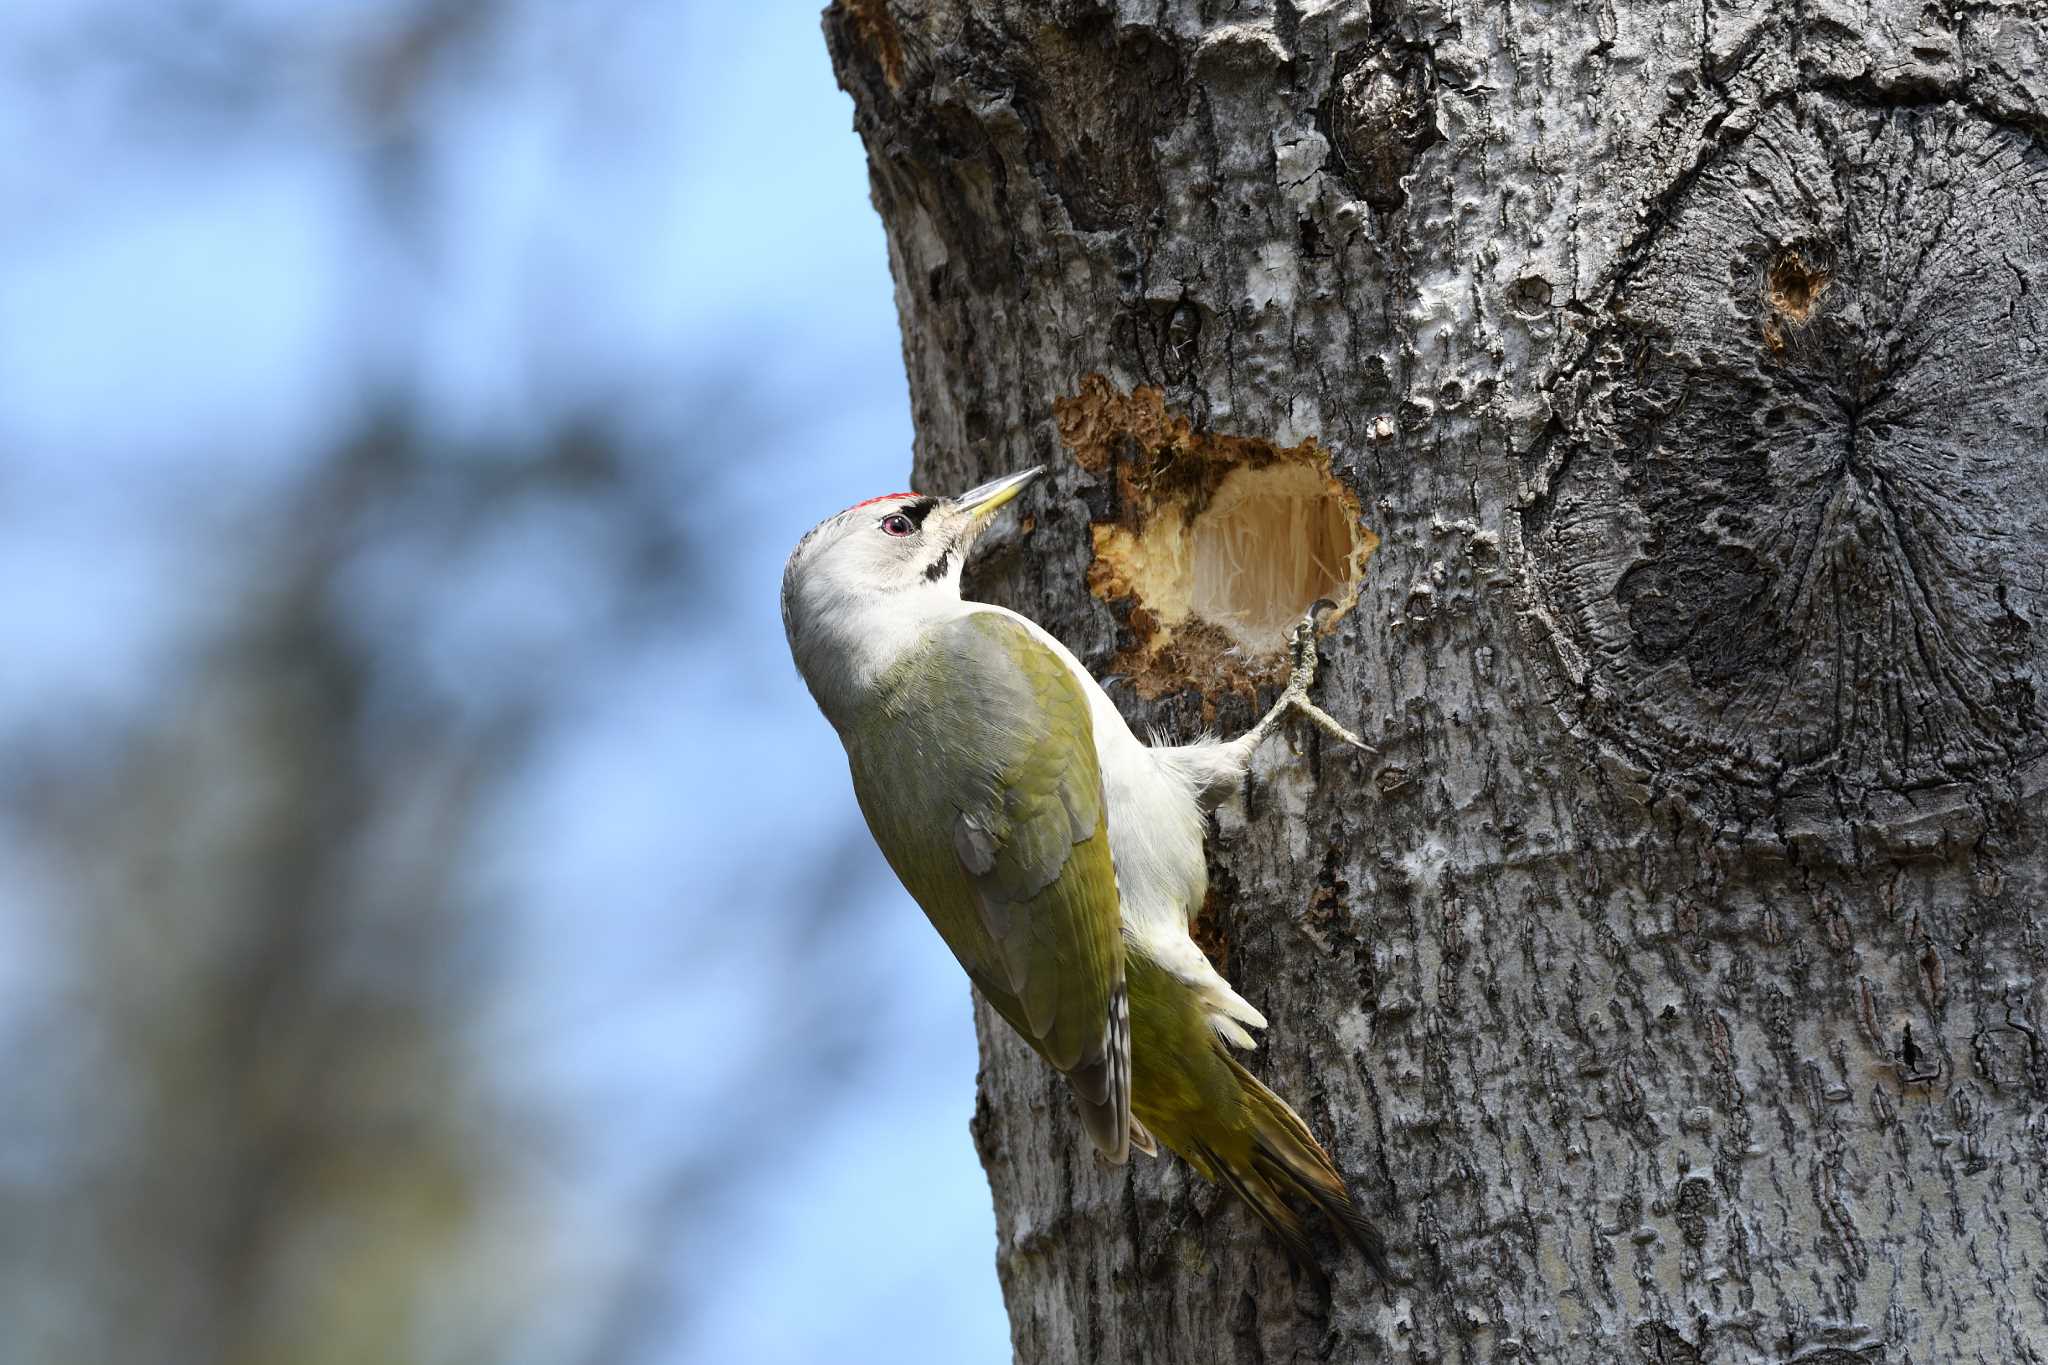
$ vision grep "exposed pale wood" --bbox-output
[828,2,2048,1359]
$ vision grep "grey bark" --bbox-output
[825,2,2048,1361]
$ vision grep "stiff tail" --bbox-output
[1129,953,1388,1284]
[1201,1053,1390,1285]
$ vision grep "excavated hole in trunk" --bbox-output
[1189,463,1359,649]
[1057,378,1375,706]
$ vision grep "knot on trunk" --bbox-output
[1325,39,1440,213]
[1523,96,2048,814]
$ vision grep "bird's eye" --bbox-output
[880,513,915,537]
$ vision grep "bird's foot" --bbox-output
[1276,600,1374,753]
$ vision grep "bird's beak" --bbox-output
[953,466,1043,522]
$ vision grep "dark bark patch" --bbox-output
[1191,882,1232,975]
[833,0,908,92]
[1634,1320,1704,1364]
[1324,39,1441,213]
[1523,97,2048,811]
[1010,17,1183,233]
[1056,377,1378,699]
[1120,298,1205,390]
[1673,1174,1715,1248]
[1893,1021,1942,1085]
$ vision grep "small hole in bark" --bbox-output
[1510,272,1554,316]
[1766,251,1829,323]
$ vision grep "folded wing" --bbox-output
[849,610,1131,1162]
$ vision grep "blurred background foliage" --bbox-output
[0,3,1007,1362]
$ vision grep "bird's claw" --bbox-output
[1290,698,1375,753]
[1278,600,1374,754]
[1287,599,1335,689]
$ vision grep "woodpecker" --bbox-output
[781,464,1387,1282]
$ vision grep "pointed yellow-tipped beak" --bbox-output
[954,466,1043,521]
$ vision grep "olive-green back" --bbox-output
[845,610,1128,1156]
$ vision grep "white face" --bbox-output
[780,492,974,646]
[786,492,965,594]
[780,468,1040,728]
[782,468,1042,629]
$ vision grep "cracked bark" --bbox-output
[826,2,2048,1360]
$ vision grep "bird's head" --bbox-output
[781,466,1042,719]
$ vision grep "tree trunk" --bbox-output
[825,2,2048,1360]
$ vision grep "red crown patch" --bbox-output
[845,492,922,512]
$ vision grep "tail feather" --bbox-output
[1226,1053,1391,1283]
[1197,1138,1319,1274]
[1128,953,1388,1281]
[1288,1163,1391,1279]
[1152,1053,1389,1286]
[1248,1142,1391,1281]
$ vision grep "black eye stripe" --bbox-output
[900,496,938,528]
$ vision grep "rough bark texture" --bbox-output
[826,2,2048,1360]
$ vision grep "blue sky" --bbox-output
[0,3,1011,1361]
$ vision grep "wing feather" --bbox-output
[847,610,1130,1162]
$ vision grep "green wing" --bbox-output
[847,610,1130,1161]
